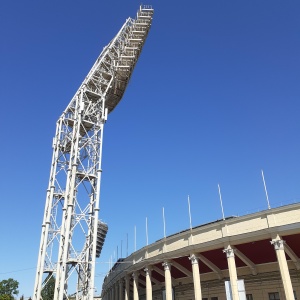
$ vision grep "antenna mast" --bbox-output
[33,5,153,300]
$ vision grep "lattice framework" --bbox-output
[33,6,153,300]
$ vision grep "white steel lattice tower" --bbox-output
[33,5,153,300]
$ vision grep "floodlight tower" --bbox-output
[33,5,153,300]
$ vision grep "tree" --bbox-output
[0,278,19,300]
[41,275,55,300]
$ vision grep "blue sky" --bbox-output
[1,0,300,297]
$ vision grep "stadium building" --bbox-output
[101,203,300,300]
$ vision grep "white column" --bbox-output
[112,284,115,300]
[189,254,202,300]
[133,271,139,300]
[271,236,294,300]
[119,279,124,300]
[223,245,239,300]
[163,261,173,300]
[109,287,113,300]
[125,275,130,300]
[144,267,153,300]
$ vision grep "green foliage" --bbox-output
[0,278,19,300]
[0,295,11,300]
[41,275,55,300]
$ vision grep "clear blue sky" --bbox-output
[1,0,300,297]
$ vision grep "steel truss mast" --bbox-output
[33,5,153,300]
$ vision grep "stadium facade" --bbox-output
[101,203,300,300]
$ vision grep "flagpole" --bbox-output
[188,195,192,229]
[121,240,123,258]
[261,169,271,209]
[218,184,225,220]
[126,233,128,256]
[134,225,137,252]
[163,207,166,238]
[146,217,149,246]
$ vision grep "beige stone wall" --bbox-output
[141,271,300,300]
[103,270,300,300]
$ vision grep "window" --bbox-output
[246,294,253,300]
[211,297,218,300]
[269,292,280,300]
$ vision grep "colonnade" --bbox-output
[102,235,294,300]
